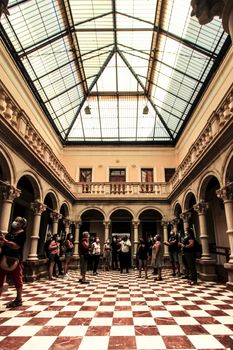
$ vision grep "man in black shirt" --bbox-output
[164,231,180,277]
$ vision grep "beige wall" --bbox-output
[175,46,233,164]
[0,42,63,159]
[63,146,177,182]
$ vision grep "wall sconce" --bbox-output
[84,105,91,114]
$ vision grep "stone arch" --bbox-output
[78,206,106,221]
[107,206,135,221]
[79,208,106,244]
[222,146,233,185]
[183,190,197,212]
[43,190,59,212]
[198,171,222,202]
[16,171,42,202]
[59,202,70,218]
[0,143,16,184]
[137,207,163,241]
[136,206,164,220]
[172,202,182,217]
[109,208,134,240]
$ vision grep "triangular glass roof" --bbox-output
[0,0,230,144]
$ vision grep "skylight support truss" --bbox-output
[117,50,174,141]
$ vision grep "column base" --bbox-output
[224,262,233,291]
[196,258,217,282]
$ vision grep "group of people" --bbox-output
[0,216,200,308]
[44,232,74,280]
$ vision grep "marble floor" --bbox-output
[0,269,233,350]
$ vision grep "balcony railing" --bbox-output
[76,182,169,197]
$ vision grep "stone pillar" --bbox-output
[50,212,62,236]
[132,220,139,256]
[103,220,111,242]
[217,183,233,290]
[180,212,191,231]
[190,0,233,42]
[171,218,178,234]
[0,184,21,234]
[27,202,47,261]
[64,219,70,237]
[161,219,169,257]
[194,201,217,282]
[73,221,81,257]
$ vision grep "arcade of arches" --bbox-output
[0,142,233,289]
[0,39,233,291]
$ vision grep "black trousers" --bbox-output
[53,254,63,275]
[93,254,100,273]
[120,251,130,272]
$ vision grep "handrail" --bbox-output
[209,244,230,262]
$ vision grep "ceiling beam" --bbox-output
[118,50,174,141]
[64,49,115,141]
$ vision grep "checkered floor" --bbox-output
[0,269,233,350]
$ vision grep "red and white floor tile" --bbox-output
[0,269,233,350]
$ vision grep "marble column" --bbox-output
[194,201,217,282]
[64,219,70,237]
[73,221,81,257]
[27,202,47,261]
[103,220,111,242]
[132,220,139,256]
[180,212,191,231]
[217,183,233,290]
[0,184,21,235]
[161,219,169,257]
[50,212,62,236]
[171,217,178,234]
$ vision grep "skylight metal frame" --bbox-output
[0,0,230,145]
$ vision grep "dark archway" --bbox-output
[138,209,163,241]
[110,209,133,239]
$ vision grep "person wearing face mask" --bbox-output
[92,236,101,275]
[64,233,74,276]
[0,216,27,308]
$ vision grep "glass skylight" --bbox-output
[1,0,229,144]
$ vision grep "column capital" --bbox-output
[170,217,179,225]
[103,220,111,227]
[30,202,47,215]
[50,211,62,222]
[1,184,21,201]
[161,218,168,226]
[190,0,225,25]
[216,182,233,201]
[64,219,71,227]
[75,220,82,228]
[180,211,192,222]
[132,220,139,227]
[194,200,209,214]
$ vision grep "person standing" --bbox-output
[64,233,74,276]
[153,234,163,281]
[103,239,111,271]
[164,230,180,277]
[120,235,131,273]
[0,216,27,308]
[78,231,90,284]
[92,236,101,275]
[180,227,198,285]
[52,234,63,277]
[137,238,149,279]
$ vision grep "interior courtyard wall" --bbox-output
[175,46,233,164]
[62,146,177,182]
[0,42,63,159]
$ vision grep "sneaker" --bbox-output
[6,299,22,308]
[81,280,90,284]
